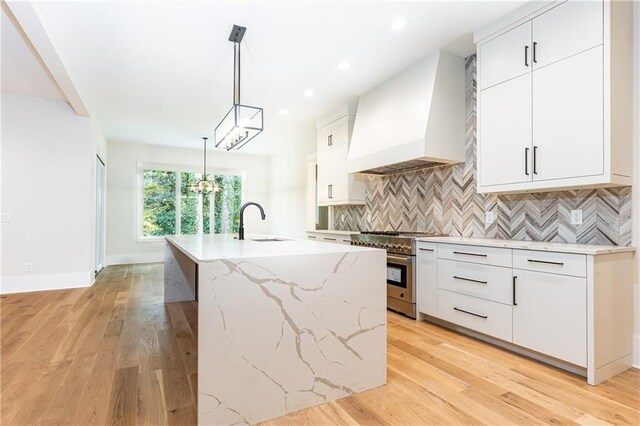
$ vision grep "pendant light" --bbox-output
[214,25,264,151]
[189,137,220,193]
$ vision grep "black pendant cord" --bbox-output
[233,41,241,106]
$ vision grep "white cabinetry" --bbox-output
[479,22,531,90]
[305,231,354,245]
[416,242,438,317]
[479,73,531,186]
[532,46,604,181]
[476,0,632,194]
[316,107,366,206]
[415,239,634,385]
[512,269,587,367]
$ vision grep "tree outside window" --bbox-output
[142,169,242,237]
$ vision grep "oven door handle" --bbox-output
[387,255,413,264]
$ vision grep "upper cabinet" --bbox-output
[475,0,632,194]
[316,106,366,206]
[479,22,532,90]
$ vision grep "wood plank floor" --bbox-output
[1,263,638,425]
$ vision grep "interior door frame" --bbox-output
[95,155,106,275]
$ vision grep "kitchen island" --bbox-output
[164,234,387,425]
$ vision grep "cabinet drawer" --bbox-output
[438,259,513,305]
[438,243,512,267]
[317,116,348,152]
[437,289,513,342]
[306,233,352,245]
[513,250,586,277]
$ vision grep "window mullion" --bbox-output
[175,172,181,235]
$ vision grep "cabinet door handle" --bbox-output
[533,146,538,175]
[525,45,529,67]
[324,237,336,241]
[328,184,333,199]
[525,147,530,176]
[513,276,517,306]
[527,259,564,266]
[419,248,434,252]
[328,134,333,146]
[452,251,487,258]
[533,42,538,63]
[453,307,488,319]
[307,235,316,239]
[453,276,487,285]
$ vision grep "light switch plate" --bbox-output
[0,213,10,223]
[485,211,495,224]
[571,209,583,225]
[24,263,33,272]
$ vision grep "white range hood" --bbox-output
[347,50,466,175]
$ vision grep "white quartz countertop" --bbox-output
[415,236,635,255]
[165,233,377,262]
[306,229,360,235]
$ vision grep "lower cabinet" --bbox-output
[415,241,634,385]
[416,242,438,317]
[512,270,587,367]
[437,289,513,342]
[305,231,354,245]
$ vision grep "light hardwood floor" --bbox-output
[1,263,638,425]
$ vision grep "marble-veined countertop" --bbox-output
[165,233,377,263]
[415,236,636,255]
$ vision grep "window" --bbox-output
[140,167,243,239]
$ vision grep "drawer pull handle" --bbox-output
[453,275,487,285]
[453,251,487,258]
[419,248,434,252]
[307,236,316,239]
[342,240,350,243]
[527,259,564,266]
[453,307,488,319]
[513,276,517,306]
[324,237,336,241]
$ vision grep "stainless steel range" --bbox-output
[351,231,445,318]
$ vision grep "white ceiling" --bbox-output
[1,8,63,101]
[24,1,528,155]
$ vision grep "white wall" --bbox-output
[1,94,95,293]
[632,0,640,367]
[106,141,271,265]
[269,125,317,238]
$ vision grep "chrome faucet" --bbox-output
[238,202,266,240]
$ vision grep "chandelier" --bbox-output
[214,25,264,151]
[189,137,221,193]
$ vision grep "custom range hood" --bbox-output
[347,50,466,175]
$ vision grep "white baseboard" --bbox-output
[633,334,640,368]
[1,271,93,294]
[107,252,163,266]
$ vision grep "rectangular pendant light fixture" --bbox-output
[214,25,264,151]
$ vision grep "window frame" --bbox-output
[136,161,246,242]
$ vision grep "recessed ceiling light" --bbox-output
[279,108,288,115]
[303,89,314,97]
[337,61,351,70]
[390,17,408,30]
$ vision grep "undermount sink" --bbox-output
[251,238,287,242]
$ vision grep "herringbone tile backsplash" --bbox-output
[333,55,632,246]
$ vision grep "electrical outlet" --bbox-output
[0,213,10,223]
[570,209,583,225]
[24,262,33,272]
[485,211,495,225]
